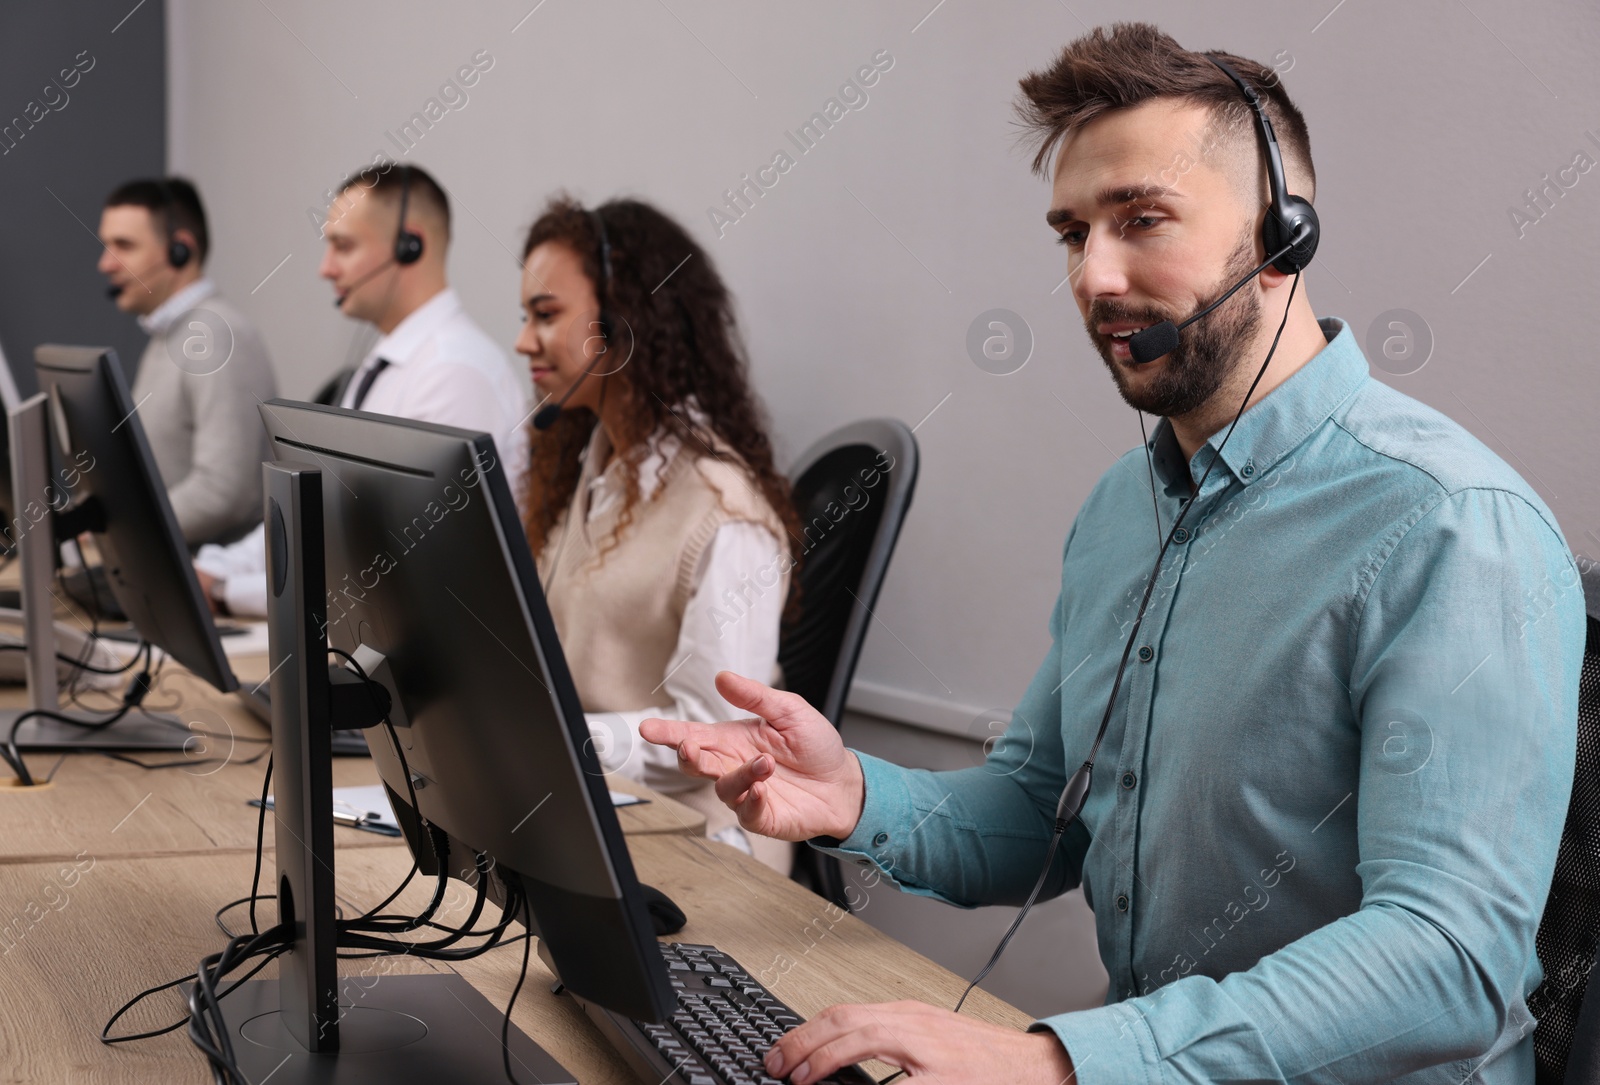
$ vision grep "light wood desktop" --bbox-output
[0,834,1031,1083]
[0,638,705,865]
[0,635,1032,1082]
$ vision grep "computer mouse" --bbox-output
[639,883,686,935]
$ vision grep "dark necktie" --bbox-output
[349,357,391,410]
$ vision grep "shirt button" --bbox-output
[872,832,889,847]
[1116,894,1129,912]
[1172,527,1190,544]
[1120,771,1136,789]
[1241,461,1256,478]
[1137,645,1154,663]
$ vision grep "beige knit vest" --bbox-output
[536,440,794,869]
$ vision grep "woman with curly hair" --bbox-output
[515,195,801,872]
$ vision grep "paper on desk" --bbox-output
[332,785,402,833]
[216,621,272,658]
[261,784,646,835]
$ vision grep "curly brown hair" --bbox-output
[518,194,801,575]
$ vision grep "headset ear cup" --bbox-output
[1266,197,1319,274]
[168,240,192,269]
[394,230,424,266]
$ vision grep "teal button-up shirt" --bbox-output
[819,317,1585,1083]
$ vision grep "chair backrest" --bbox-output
[777,419,918,728]
[1532,556,1600,1084]
[312,367,354,407]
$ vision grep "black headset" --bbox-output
[1205,54,1319,275]
[589,206,613,340]
[393,164,425,266]
[156,180,193,269]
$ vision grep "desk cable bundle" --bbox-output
[100,648,542,1085]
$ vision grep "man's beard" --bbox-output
[1088,228,1263,418]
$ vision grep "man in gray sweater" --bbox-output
[97,177,278,546]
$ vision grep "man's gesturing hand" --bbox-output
[763,1001,1076,1085]
[639,671,866,842]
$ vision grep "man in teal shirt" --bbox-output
[643,23,1585,1085]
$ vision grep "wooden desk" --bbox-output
[0,834,1030,1083]
[0,650,704,866]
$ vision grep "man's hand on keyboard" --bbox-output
[762,1000,1075,1085]
[640,671,867,842]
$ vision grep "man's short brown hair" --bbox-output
[338,161,451,242]
[1016,22,1315,202]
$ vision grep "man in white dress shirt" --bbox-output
[195,162,529,615]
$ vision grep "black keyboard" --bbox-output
[574,941,876,1085]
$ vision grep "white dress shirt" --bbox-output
[570,426,786,855]
[195,287,529,615]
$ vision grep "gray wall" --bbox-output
[168,0,1600,738]
[0,0,166,396]
[165,0,1598,1014]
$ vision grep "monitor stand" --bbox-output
[219,973,577,1084]
[7,713,199,751]
[3,394,187,754]
[215,460,576,1084]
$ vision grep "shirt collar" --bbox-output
[1149,316,1368,495]
[363,287,461,370]
[580,399,713,505]
[582,422,685,504]
[137,278,217,336]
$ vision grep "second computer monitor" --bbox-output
[258,398,675,1024]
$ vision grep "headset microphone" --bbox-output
[1126,221,1311,364]
[1126,55,1318,367]
[333,258,396,308]
[532,207,614,432]
[532,354,601,431]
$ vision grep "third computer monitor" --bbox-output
[33,345,238,693]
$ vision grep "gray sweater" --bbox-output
[131,292,278,546]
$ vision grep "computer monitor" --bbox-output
[221,400,672,1080]
[0,337,23,553]
[4,345,240,751]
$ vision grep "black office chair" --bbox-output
[778,419,918,911]
[1531,556,1600,1084]
[312,367,355,407]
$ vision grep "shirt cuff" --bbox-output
[193,543,231,579]
[223,570,270,619]
[1029,1003,1163,1085]
[806,751,910,871]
